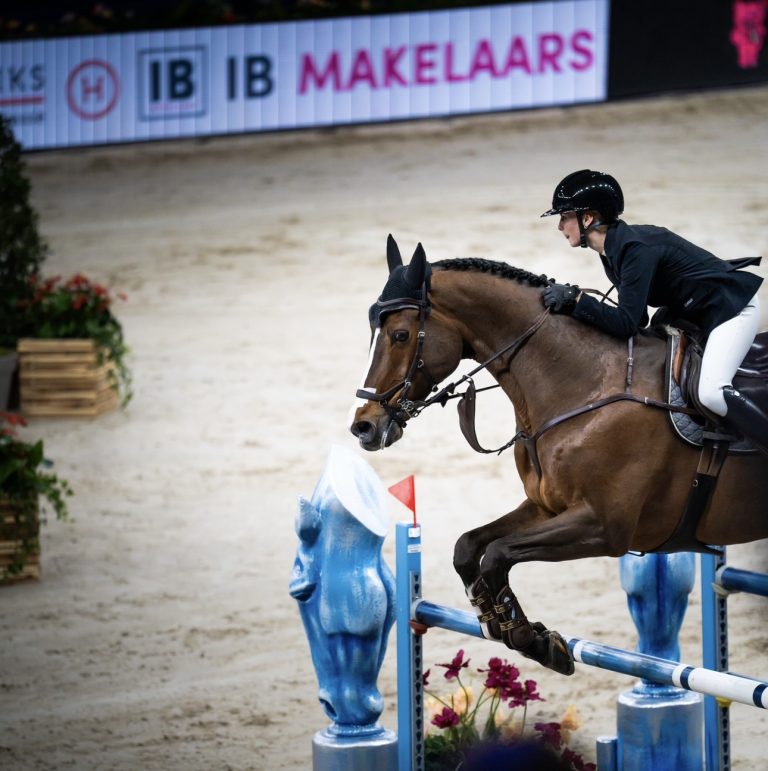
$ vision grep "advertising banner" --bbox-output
[0,0,609,150]
[609,2,768,97]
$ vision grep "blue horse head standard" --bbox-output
[289,445,395,735]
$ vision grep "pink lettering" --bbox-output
[731,0,767,69]
[444,42,468,82]
[299,52,341,94]
[469,39,499,78]
[538,33,564,73]
[348,49,377,89]
[415,43,437,84]
[384,46,408,86]
[570,30,594,71]
[501,36,532,75]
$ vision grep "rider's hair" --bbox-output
[585,209,611,233]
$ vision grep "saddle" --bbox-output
[653,328,768,554]
[665,328,768,453]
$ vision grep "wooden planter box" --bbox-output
[0,497,40,584]
[18,339,119,418]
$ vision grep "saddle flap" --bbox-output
[737,331,768,377]
[665,330,759,453]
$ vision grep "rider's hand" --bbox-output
[542,282,580,314]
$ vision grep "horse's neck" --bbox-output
[439,274,627,431]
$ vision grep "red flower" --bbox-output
[561,747,596,771]
[431,707,460,729]
[422,669,430,687]
[65,273,87,290]
[535,721,564,750]
[1,411,27,429]
[481,657,520,692]
[437,649,470,680]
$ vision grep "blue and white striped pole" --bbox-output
[412,600,768,709]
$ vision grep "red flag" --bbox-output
[388,475,417,525]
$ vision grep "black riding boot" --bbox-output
[723,386,768,457]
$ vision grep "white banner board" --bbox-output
[0,0,609,150]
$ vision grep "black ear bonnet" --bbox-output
[368,236,432,329]
[368,264,432,328]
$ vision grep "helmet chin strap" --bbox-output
[576,212,588,248]
[576,213,605,248]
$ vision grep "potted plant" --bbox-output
[0,410,72,583]
[18,273,133,411]
[0,114,49,409]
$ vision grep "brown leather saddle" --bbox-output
[653,329,768,554]
[665,329,768,452]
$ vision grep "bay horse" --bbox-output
[349,236,768,675]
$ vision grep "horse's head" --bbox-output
[350,236,463,451]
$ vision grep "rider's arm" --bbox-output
[571,244,656,338]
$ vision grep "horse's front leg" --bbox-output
[453,500,550,643]
[481,502,630,676]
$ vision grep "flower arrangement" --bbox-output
[423,649,596,771]
[0,410,72,579]
[19,273,132,406]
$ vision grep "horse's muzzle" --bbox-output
[350,414,403,451]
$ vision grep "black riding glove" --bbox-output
[542,282,580,314]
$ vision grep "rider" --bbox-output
[540,168,768,456]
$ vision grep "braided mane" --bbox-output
[432,257,552,288]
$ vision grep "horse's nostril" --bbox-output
[352,420,376,441]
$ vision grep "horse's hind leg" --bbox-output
[453,501,551,642]
[481,502,626,676]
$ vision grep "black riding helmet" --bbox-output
[541,169,624,247]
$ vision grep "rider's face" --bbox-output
[558,212,581,247]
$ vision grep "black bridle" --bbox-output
[355,281,551,428]
[356,290,431,428]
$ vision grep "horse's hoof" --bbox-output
[528,628,575,676]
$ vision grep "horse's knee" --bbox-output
[605,525,633,557]
[453,531,480,583]
[478,541,510,585]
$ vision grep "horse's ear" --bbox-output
[405,242,427,288]
[386,234,403,273]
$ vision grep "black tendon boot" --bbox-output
[723,386,768,457]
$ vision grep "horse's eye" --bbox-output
[392,329,409,343]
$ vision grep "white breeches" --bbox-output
[698,293,761,416]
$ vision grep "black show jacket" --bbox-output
[571,220,763,338]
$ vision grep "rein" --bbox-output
[356,281,699,470]
[402,307,551,418]
[356,285,551,427]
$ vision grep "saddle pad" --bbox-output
[665,332,754,453]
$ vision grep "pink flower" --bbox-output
[432,707,460,729]
[437,649,470,680]
[535,721,563,750]
[481,656,520,692]
[562,747,596,771]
